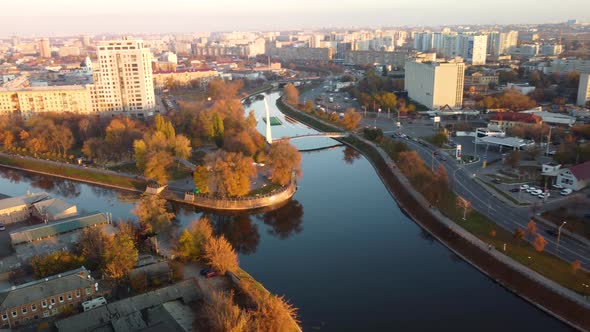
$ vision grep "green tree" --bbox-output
[133,194,175,233]
[213,113,225,148]
[176,218,213,260]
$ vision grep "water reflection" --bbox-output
[25,175,82,198]
[262,199,304,239]
[212,214,260,255]
[343,146,361,165]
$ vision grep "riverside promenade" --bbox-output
[277,98,590,331]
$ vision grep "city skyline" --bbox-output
[1,0,589,35]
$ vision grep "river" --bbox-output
[0,91,571,331]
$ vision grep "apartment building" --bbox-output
[456,34,487,65]
[405,57,465,109]
[487,31,518,56]
[0,86,93,117]
[577,72,590,106]
[344,50,409,67]
[90,38,156,114]
[0,267,97,328]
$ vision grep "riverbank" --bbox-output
[277,98,590,331]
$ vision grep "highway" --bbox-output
[387,130,590,267]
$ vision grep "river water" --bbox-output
[0,91,571,331]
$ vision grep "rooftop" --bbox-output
[0,192,48,212]
[0,85,89,93]
[10,212,107,245]
[32,198,77,218]
[569,160,590,181]
[0,267,93,311]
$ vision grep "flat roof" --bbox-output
[478,136,535,148]
[10,212,107,244]
[0,192,48,212]
[0,85,89,93]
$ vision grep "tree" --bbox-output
[213,113,225,148]
[173,134,192,163]
[341,108,362,130]
[194,165,210,194]
[176,218,214,261]
[456,196,471,220]
[30,252,86,279]
[533,234,547,252]
[430,132,448,147]
[145,150,174,185]
[204,235,239,274]
[504,150,521,169]
[133,139,148,170]
[249,293,299,332]
[102,232,138,280]
[77,227,110,270]
[267,141,302,186]
[526,220,538,238]
[571,260,582,273]
[133,194,175,233]
[514,228,525,243]
[205,291,249,332]
[283,84,300,105]
[201,151,256,197]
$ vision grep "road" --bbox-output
[383,128,590,267]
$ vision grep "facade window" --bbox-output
[50,298,55,305]
[2,314,7,320]
[67,294,72,301]
[43,311,49,318]
[59,296,64,303]
[31,304,36,312]
[75,290,81,298]
[42,301,47,308]
[12,311,16,318]
[85,288,91,295]
[21,307,26,314]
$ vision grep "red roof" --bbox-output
[569,161,590,181]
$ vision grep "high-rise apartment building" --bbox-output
[90,38,156,113]
[405,57,465,110]
[577,72,590,106]
[413,32,433,52]
[487,31,518,56]
[38,38,51,58]
[456,35,487,65]
[80,34,91,48]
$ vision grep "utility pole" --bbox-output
[557,221,567,252]
[546,126,553,156]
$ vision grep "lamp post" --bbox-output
[557,221,567,252]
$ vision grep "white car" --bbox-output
[538,192,550,199]
[520,184,530,191]
[530,189,543,195]
[552,184,564,189]
[526,187,537,193]
[560,188,573,196]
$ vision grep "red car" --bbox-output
[206,271,217,278]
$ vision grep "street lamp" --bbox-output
[557,221,567,252]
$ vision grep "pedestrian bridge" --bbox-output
[272,132,348,143]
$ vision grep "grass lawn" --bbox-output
[437,190,590,296]
[0,155,145,190]
[479,180,530,206]
[248,183,282,196]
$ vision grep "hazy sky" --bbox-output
[2,0,589,35]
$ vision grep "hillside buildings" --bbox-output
[405,57,465,109]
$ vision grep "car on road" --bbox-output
[560,188,573,196]
[520,184,529,191]
[492,178,501,184]
[206,271,218,278]
[538,192,550,199]
[509,187,520,193]
[530,189,543,195]
[438,156,447,161]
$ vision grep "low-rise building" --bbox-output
[152,68,219,90]
[488,112,542,131]
[556,161,590,191]
[31,198,77,221]
[55,279,202,332]
[464,72,499,87]
[0,267,97,328]
[505,83,535,95]
[0,192,48,224]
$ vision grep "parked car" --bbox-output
[509,188,520,193]
[206,271,218,278]
[560,188,573,196]
[538,192,550,199]
[520,184,530,191]
[530,189,543,195]
[552,184,564,189]
[526,186,537,193]
[0,223,5,231]
[492,178,501,184]
[199,267,212,276]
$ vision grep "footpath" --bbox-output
[278,98,590,331]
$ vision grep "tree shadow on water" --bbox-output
[262,199,304,240]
